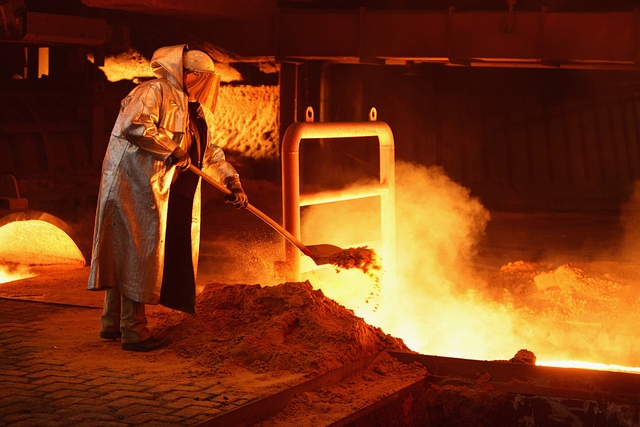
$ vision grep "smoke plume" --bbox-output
[299,160,640,368]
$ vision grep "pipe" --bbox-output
[281,107,396,281]
[300,182,389,206]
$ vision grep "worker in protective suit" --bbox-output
[87,45,248,352]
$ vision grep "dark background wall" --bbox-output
[319,63,640,212]
[4,58,640,216]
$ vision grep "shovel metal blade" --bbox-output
[306,244,345,265]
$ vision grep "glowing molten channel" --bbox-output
[538,361,640,374]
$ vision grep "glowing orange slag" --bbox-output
[293,162,640,376]
[329,246,381,276]
[329,246,382,312]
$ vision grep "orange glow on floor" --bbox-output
[0,264,37,284]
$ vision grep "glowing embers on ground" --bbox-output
[486,261,640,372]
[0,263,36,284]
[0,212,85,283]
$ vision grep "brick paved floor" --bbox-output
[0,298,259,427]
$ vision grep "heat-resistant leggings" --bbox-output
[100,288,151,344]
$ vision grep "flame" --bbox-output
[290,160,640,373]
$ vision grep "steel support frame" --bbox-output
[276,8,640,69]
[281,108,395,282]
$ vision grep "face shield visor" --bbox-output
[184,70,221,113]
[183,49,221,113]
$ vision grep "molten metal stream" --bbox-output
[537,360,640,374]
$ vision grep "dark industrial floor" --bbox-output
[0,175,295,427]
[0,296,235,427]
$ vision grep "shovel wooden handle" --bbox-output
[188,165,313,258]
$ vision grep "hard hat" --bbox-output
[183,50,215,73]
[182,49,220,112]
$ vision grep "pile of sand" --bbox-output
[155,280,410,376]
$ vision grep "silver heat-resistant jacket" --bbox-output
[87,44,238,311]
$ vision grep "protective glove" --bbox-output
[170,147,191,170]
[224,176,248,209]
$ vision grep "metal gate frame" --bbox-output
[281,107,396,282]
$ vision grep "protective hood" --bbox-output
[150,44,188,91]
[150,45,220,112]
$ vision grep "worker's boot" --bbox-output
[120,296,170,352]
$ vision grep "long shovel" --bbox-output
[189,165,343,266]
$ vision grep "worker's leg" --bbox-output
[99,288,122,339]
[120,295,151,344]
[120,295,171,352]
